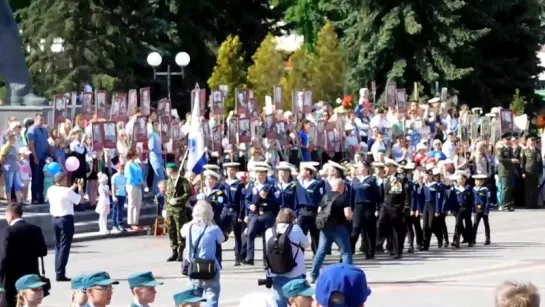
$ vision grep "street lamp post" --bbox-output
[146,52,190,100]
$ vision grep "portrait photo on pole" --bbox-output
[386,82,397,109]
[265,114,277,139]
[211,90,224,115]
[53,94,67,124]
[118,92,128,122]
[500,109,514,133]
[396,88,407,113]
[157,98,167,117]
[303,90,313,113]
[135,116,148,143]
[274,85,282,110]
[276,121,288,146]
[92,123,104,150]
[128,89,138,117]
[236,88,248,114]
[160,117,170,143]
[110,93,121,122]
[95,90,107,118]
[82,92,93,120]
[139,87,151,116]
[219,84,228,100]
[103,121,117,149]
[238,118,251,143]
[228,117,238,145]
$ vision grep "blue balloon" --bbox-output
[47,162,62,176]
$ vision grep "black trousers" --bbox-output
[437,213,449,243]
[377,205,405,256]
[350,203,376,256]
[422,209,442,248]
[404,213,423,248]
[52,215,74,277]
[473,212,490,242]
[297,207,319,254]
[454,209,473,245]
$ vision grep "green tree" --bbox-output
[453,0,545,110]
[208,35,246,114]
[332,0,487,98]
[247,34,285,109]
[510,89,527,116]
[310,21,345,103]
[279,47,311,110]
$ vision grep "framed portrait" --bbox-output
[211,90,224,115]
[236,89,248,115]
[95,91,107,118]
[103,121,117,149]
[292,91,304,114]
[276,121,288,146]
[82,92,93,120]
[265,114,277,139]
[303,90,312,114]
[135,116,148,143]
[228,118,238,145]
[91,123,104,150]
[386,82,396,109]
[128,89,138,117]
[274,86,282,111]
[160,117,170,143]
[139,87,151,116]
[500,110,513,134]
[219,85,228,99]
[238,118,251,143]
[110,93,121,122]
[396,88,407,113]
[53,94,67,124]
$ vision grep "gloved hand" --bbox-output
[196,193,205,201]
[169,198,177,205]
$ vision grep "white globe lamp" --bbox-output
[147,52,162,67]
[175,52,190,67]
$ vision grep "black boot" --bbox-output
[407,246,414,253]
[234,257,241,266]
[484,238,491,245]
[167,249,178,262]
[177,248,184,262]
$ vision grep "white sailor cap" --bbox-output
[211,152,220,158]
[371,162,385,168]
[277,161,294,171]
[223,162,241,168]
[448,174,459,181]
[327,161,346,173]
[300,163,317,172]
[471,107,483,114]
[428,97,440,104]
[253,167,270,173]
[344,122,355,131]
[403,162,417,170]
[307,161,320,167]
[384,159,400,168]
[453,170,468,179]
[472,174,488,180]
[253,161,271,169]
[485,113,496,118]
[204,164,220,171]
[425,163,435,171]
[432,168,441,176]
[204,170,221,180]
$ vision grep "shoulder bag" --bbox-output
[188,224,217,280]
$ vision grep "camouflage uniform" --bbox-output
[496,141,516,211]
[166,176,191,261]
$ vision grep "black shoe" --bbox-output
[176,253,184,262]
[167,250,178,262]
[444,241,450,248]
[359,246,365,253]
[365,254,371,259]
[452,242,460,249]
[234,260,241,266]
[242,259,254,265]
[484,239,491,246]
[461,239,468,244]
[468,242,474,247]
[56,276,71,282]
[438,241,443,248]
[407,246,414,253]
[393,254,402,259]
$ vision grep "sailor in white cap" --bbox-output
[419,166,446,251]
[398,161,423,253]
[452,171,474,248]
[350,161,381,258]
[220,162,245,266]
[243,164,278,266]
[376,158,410,259]
[472,174,491,245]
[294,162,324,254]
[275,162,297,212]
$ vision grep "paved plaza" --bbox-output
[38,209,545,306]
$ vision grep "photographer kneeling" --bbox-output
[262,208,310,307]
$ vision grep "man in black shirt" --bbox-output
[309,178,353,283]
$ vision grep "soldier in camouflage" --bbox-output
[165,163,191,262]
[521,135,543,209]
[496,132,519,212]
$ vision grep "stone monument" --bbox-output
[0,0,47,106]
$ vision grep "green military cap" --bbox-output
[501,132,512,139]
[71,274,88,290]
[173,289,206,305]
[166,163,177,169]
[15,274,46,292]
[282,279,315,298]
[128,271,164,289]
[526,133,537,140]
[83,272,119,289]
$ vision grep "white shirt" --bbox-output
[9,218,23,226]
[265,223,310,278]
[47,185,82,217]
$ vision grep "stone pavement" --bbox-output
[38,209,545,306]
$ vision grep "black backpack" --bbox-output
[266,224,300,274]
[316,194,342,230]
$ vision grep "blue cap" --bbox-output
[128,271,163,289]
[282,279,315,298]
[173,289,206,305]
[83,272,119,289]
[315,264,371,307]
[71,274,87,290]
[15,274,46,292]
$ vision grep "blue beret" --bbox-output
[282,279,315,298]
[128,271,163,289]
[83,272,119,289]
[316,264,371,307]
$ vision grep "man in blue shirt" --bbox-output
[26,113,49,203]
[148,120,165,195]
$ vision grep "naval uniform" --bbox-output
[378,174,409,257]
[453,184,474,247]
[220,178,245,263]
[472,185,491,244]
[275,180,297,211]
[407,180,424,251]
[350,175,380,257]
[244,179,278,264]
[295,178,324,254]
[420,181,445,249]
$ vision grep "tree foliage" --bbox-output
[247,34,285,109]
[207,35,246,114]
[279,47,311,110]
[310,21,345,103]
[510,88,527,116]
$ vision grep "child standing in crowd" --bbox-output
[17,147,32,204]
[111,162,127,232]
[155,180,166,217]
[43,157,56,202]
[96,173,111,234]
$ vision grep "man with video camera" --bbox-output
[261,208,310,307]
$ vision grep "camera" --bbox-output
[257,277,272,288]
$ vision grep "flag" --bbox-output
[187,89,207,175]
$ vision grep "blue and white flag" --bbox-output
[187,90,207,175]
